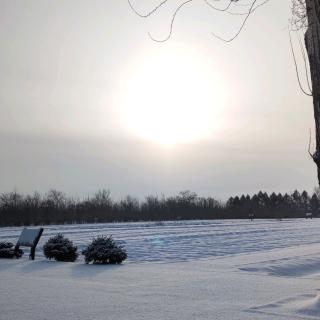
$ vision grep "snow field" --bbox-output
[1,219,320,319]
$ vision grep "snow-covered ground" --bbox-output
[1,219,320,319]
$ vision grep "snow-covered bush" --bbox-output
[43,234,78,262]
[82,235,127,264]
[0,241,23,258]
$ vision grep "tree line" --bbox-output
[0,189,319,226]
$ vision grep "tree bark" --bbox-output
[305,0,320,185]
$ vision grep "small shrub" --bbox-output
[43,234,78,262]
[82,235,127,264]
[0,241,23,259]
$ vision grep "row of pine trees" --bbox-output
[0,189,319,226]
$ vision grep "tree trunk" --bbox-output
[305,0,320,185]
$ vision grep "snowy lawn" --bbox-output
[1,219,320,319]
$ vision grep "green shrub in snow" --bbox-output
[43,234,78,262]
[82,235,127,264]
[0,241,23,258]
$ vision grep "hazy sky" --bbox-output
[0,0,316,200]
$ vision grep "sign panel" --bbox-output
[17,228,42,247]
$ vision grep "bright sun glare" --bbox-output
[120,47,226,145]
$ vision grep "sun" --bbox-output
[119,46,226,145]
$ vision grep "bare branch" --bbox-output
[127,0,169,18]
[297,31,313,93]
[289,28,313,96]
[291,0,307,30]
[128,0,271,42]
[227,0,270,16]
[148,0,194,42]
[203,0,233,12]
[309,128,314,158]
[211,0,258,42]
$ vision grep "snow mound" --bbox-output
[248,292,320,319]
[239,255,320,278]
[297,293,320,318]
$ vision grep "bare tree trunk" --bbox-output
[305,0,320,185]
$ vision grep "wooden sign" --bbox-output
[15,227,44,260]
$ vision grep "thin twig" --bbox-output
[308,128,314,158]
[227,0,270,16]
[289,28,313,96]
[211,0,258,42]
[203,0,233,12]
[297,31,313,93]
[127,0,169,18]
[148,0,194,42]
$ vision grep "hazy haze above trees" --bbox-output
[0,0,316,199]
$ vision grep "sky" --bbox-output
[0,0,317,200]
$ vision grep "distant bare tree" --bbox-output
[44,189,67,210]
[93,189,112,208]
[128,0,320,185]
